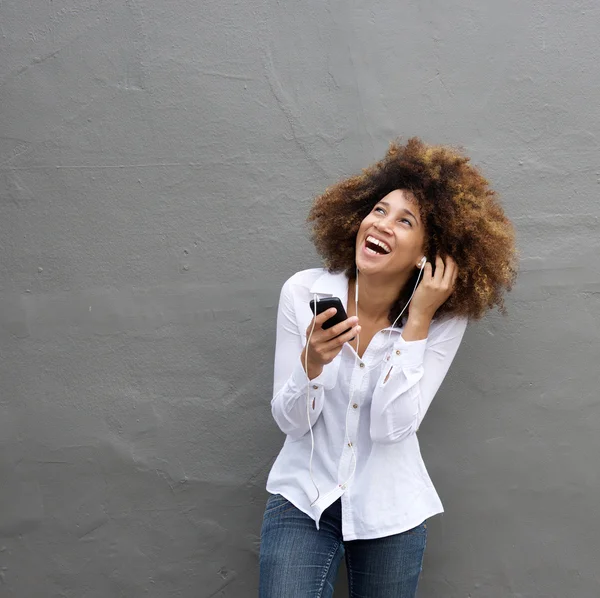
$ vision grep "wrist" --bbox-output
[402,311,433,341]
[306,363,324,380]
[407,309,435,325]
[301,349,324,380]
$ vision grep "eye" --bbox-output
[374,206,385,214]
[399,218,413,227]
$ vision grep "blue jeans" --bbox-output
[259,494,427,598]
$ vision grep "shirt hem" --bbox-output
[265,484,324,530]
[340,507,444,542]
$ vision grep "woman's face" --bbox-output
[355,189,426,278]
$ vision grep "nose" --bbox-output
[373,217,392,235]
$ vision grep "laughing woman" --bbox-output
[259,138,517,598]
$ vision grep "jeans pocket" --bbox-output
[263,494,295,518]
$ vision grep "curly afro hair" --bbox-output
[307,137,518,324]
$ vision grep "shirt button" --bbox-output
[352,403,358,409]
[312,385,319,389]
[359,362,365,368]
[341,484,347,490]
[396,350,401,355]
[347,442,352,447]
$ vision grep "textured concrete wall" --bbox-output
[1,1,599,596]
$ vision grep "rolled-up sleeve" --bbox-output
[369,316,468,444]
[271,278,339,440]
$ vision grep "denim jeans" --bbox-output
[259,494,427,598]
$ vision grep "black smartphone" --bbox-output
[308,297,354,339]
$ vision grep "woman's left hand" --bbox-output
[409,255,458,319]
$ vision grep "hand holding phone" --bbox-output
[308,297,352,335]
[302,297,360,379]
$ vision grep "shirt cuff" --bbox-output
[389,336,427,368]
[289,355,340,392]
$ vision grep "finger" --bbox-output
[324,315,359,340]
[314,307,338,327]
[434,255,445,282]
[422,261,433,280]
[441,256,457,287]
[336,324,362,346]
[323,323,361,349]
[450,262,459,287]
[443,255,457,269]
[306,308,337,335]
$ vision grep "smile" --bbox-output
[364,235,391,255]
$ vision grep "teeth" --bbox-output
[366,235,391,254]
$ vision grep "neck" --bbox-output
[350,269,414,324]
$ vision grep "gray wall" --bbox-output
[1,1,599,596]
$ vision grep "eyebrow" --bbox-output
[378,201,420,225]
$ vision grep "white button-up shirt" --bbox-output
[266,268,468,541]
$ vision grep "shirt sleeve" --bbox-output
[369,315,468,444]
[270,278,340,440]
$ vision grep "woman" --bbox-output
[259,138,517,597]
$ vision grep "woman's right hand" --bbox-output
[301,309,360,380]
